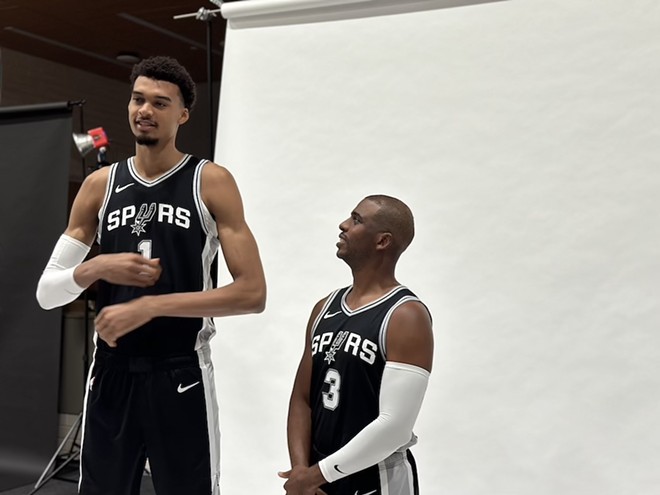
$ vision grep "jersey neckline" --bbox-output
[127,154,191,187]
[340,285,407,315]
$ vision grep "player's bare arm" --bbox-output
[286,299,324,467]
[385,300,434,372]
[279,298,330,495]
[202,163,266,314]
[64,166,108,246]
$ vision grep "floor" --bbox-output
[0,476,156,495]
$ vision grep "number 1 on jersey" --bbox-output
[138,239,152,259]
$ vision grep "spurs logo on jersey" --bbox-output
[312,330,378,365]
[324,330,349,364]
[130,203,156,236]
[106,202,192,235]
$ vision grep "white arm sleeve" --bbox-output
[318,361,430,483]
[36,234,91,310]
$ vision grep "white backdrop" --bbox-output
[211,0,660,493]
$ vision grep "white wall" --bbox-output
[211,1,660,493]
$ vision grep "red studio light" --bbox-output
[72,127,109,156]
[86,127,109,148]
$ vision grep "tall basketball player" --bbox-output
[36,56,266,495]
[279,195,433,495]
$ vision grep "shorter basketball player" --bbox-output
[279,195,433,495]
[36,56,266,495]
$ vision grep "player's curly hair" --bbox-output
[130,56,196,110]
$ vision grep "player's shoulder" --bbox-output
[391,295,432,327]
[201,161,238,192]
[200,160,235,183]
[78,165,112,197]
[86,163,112,181]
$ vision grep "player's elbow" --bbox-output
[35,284,54,310]
[235,278,266,314]
[35,267,85,310]
[380,413,414,450]
[391,428,414,450]
[248,283,267,313]
[35,279,61,310]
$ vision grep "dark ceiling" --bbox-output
[0,0,235,83]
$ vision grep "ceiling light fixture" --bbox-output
[116,52,141,64]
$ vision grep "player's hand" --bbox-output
[95,253,162,287]
[95,297,155,347]
[278,467,328,495]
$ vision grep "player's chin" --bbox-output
[136,135,159,147]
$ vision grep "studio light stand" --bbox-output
[29,101,108,495]
[174,0,223,157]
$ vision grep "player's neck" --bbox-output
[346,270,399,309]
[133,145,185,181]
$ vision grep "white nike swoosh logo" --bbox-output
[177,381,200,393]
[115,183,135,193]
[323,310,342,319]
[354,491,377,495]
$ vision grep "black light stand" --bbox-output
[174,1,223,157]
[29,100,103,494]
[174,0,225,288]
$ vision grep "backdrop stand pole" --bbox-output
[206,15,215,157]
[174,3,223,158]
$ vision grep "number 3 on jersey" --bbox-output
[138,239,152,259]
[323,368,341,410]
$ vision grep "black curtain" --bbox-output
[0,102,72,490]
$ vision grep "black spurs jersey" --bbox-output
[309,285,429,463]
[96,154,219,356]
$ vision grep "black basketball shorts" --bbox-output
[318,449,419,495]
[78,346,221,495]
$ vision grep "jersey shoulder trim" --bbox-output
[97,161,121,244]
[378,294,424,361]
[192,159,218,237]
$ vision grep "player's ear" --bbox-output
[178,108,190,125]
[375,232,393,251]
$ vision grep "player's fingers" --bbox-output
[143,264,162,279]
